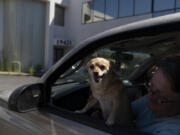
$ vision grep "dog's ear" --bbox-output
[86,61,89,69]
[86,60,92,69]
[109,60,116,73]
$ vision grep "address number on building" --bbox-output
[56,39,72,46]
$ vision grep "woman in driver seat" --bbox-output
[132,56,180,135]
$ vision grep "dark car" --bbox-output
[1,13,180,135]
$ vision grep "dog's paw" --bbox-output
[105,118,115,126]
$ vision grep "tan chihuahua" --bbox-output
[75,57,132,126]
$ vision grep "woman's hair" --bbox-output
[157,56,180,93]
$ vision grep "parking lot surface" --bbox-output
[0,74,39,101]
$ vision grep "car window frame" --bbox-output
[40,19,180,103]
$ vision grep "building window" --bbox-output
[176,9,180,12]
[55,4,65,26]
[154,0,175,12]
[135,0,152,15]
[176,0,180,8]
[93,0,105,22]
[82,0,180,24]
[105,0,118,20]
[82,2,92,24]
[153,10,174,17]
[119,0,134,17]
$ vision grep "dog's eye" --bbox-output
[100,65,105,70]
[90,65,94,70]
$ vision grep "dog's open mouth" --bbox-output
[93,74,103,83]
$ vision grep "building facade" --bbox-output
[0,0,180,73]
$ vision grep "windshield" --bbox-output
[51,47,150,97]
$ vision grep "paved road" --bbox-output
[0,75,40,101]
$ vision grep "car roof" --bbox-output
[75,12,180,52]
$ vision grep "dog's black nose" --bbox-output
[93,72,98,76]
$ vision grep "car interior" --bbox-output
[49,30,180,134]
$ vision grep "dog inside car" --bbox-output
[75,57,132,126]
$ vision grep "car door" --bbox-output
[39,15,180,134]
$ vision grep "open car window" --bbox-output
[51,47,151,98]
[48,28,180,134]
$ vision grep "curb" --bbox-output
[0,72,30,76]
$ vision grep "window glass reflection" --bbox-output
[135,0,152,15]
[154,0,175,11]
[81,0,180,24]
[176,9,180,12]
[93,0,105,22]
[176,0,180,8]
[119,0,134,17]
[105,0,118,20]
[153,10,174,17]
[82,2,92,24]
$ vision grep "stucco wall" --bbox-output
[0,0,3,67]
[0,0,155,71]
[54,0,152,46]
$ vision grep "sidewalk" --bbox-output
[0,71,30,76]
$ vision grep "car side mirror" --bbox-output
[8,83,44,112]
